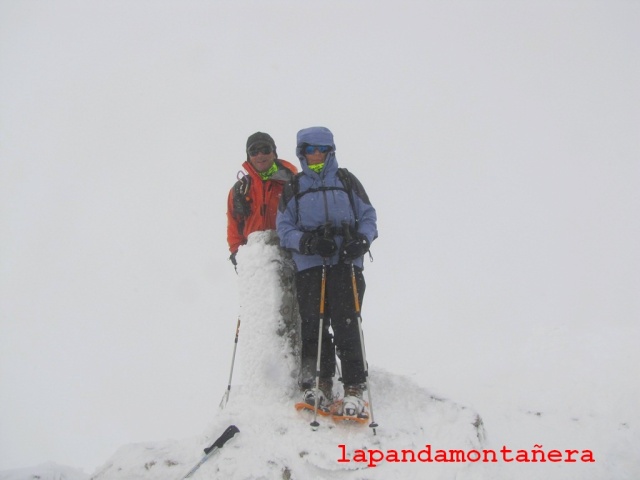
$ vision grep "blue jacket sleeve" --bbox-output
[276,184,305,252]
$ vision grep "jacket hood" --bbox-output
[296,126,338,176]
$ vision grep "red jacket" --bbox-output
[227,159,298,254]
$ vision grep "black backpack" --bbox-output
[231,174,252,220]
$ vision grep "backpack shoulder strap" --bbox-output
[336,167,352,190]
[277,172,301,214]
[337,168,359,230]
[293,172,303,195]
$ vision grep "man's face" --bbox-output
[247,144,276,173]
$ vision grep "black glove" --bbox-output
[229,252,238,274]
[340,233,369,262]
[300,232,338,257]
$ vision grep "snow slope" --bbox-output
[0,463,89,480]
[89,232,486,480]
[1,233,637,480]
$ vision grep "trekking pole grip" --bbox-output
[203,425,240,454]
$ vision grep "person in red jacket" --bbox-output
[227,132,298,267]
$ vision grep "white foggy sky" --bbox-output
[1,0,639,473]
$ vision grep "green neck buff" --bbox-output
[308,163,324,174]
[258,163,278,180]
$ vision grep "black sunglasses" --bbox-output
[249,145,273,156]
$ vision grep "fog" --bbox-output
[1,0,638,473]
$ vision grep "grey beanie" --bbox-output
[246,132,277,159]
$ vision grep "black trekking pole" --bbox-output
[219,317,241,409]
[342,222,379,435]
[180,425,239,479]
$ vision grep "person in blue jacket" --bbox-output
[277,126,378,418]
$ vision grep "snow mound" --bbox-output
[90,232,487,479]
[88,371,486,480]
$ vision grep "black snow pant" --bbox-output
[296,263,366,389]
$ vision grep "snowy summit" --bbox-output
[88,232,484,480]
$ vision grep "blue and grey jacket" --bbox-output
[276,126,378,272]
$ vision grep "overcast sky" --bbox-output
[1,0,639,473]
